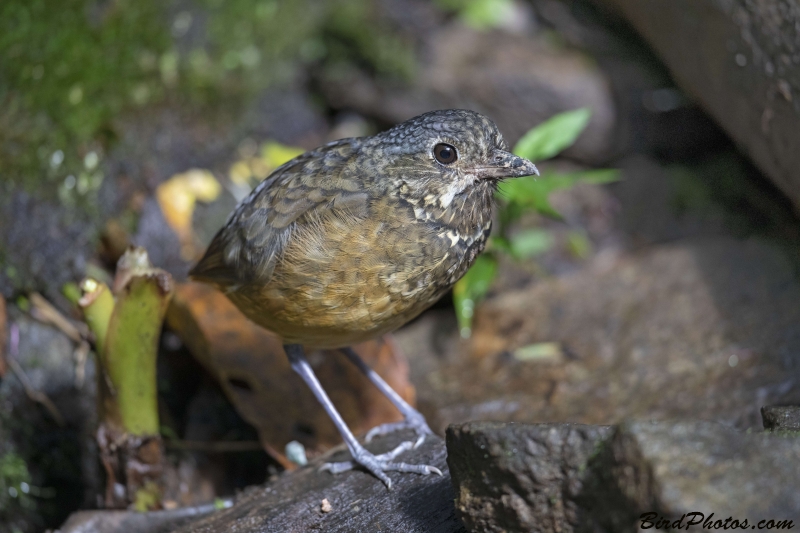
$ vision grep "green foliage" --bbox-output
[0,0,170,200]
[513,107,592,163]
[499,168,620,220]
[453,254,497,338]
[566,231,592,259]
[104,274,171,436]
[322,0,416,79]
[0,452,34,514]
[495,229,554,260]
[513,342,562,362]
[132,481,161,512]
[436,0,516,30]
[0,0,413,205]
[453,109,620,335]
[80,250,174,438]
[191,0,323,94]
[214,498,232,510]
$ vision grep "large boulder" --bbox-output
[319,22,617,164]
[446,422,613,532]
[0,311,100,531]
[446,420,800,533]
[589,0,800,213]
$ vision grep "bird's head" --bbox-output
[368,109,538,209]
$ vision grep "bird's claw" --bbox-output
[365,412,433,448]
[320,440,442,490]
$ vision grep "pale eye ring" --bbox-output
[433,143,458,165]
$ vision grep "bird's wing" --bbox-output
[189,137,367,286]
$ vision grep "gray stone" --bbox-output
[527,0,732,161]
[169,431,465,533]
[446,421,800,533]
[590,420,800,530]
[319,23,617,164]
[131,197,187,280]
[446,422,613,533]
[395,237,800,433]
[0,190,95,300]
[589,0,800,213]
[0,311,101,528]
[762,405,800,431]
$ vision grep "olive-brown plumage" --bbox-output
[191,109,538,347]
[190,109,538,488]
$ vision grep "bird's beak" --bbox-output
[475,149,539,180]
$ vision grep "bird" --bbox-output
[190,109,539,488]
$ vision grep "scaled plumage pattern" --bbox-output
[191,109,539,488]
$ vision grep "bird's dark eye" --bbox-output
[433,143,457,165]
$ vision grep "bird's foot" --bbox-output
[365,411,434,449]
[320,440,442,490]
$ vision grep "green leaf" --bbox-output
[513,342,563,362]
[460,0,515,30]
[509,229,554,259]
[497,169,620,219]
[133,482,161,512]
[434,0,514,30]
[497,201,526,233]
[496,176,561,219]
[487,235,514,255]
[159,425,179,440]
[554,168,621,186]
[452,254,498,338]
[566,231,592,259]
[261,141,305,169]
[513,108,592,162]
[15,296,30,312]
[61,282,82,306]
[214,498,232,510]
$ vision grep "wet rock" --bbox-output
[447,420,800,532]
[394,237,800,432]
[0,190,95,300]
[132,198,188,281]
[0,295,7,379]
[319,22,616,164]
[170,430,465,533]
[762,405,800,431]
[528,0,731,161]
[1,82,329,300]
[590,420,800,530]
[104,85,327,214]
[446,421,613,533]
[246,88,329,148]
[611,155,729,245]
[589,0,800,213]
[105,86,330,277]
[0,310,100,530]
[607,152,800,259]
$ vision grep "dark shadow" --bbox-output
[397,470,467,533]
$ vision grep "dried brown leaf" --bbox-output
[166,282,415,463]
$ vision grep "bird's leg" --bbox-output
[340,346,434,448]
[284,344,441,489]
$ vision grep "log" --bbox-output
[170,430,465,533]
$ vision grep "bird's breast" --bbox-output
[228,191,493,347]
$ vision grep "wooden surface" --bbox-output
[171,430,466,533]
